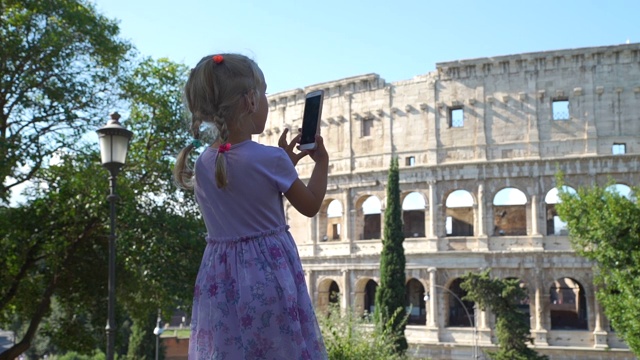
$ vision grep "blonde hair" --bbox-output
[174,53,264,189]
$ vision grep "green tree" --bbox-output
[374,157,407,353]
[555,179,640,355]
[320,305,408,360]
[0,57,204,359]
[0,0,130,203]
[461,269,548,360]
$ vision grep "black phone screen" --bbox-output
[301,94,322,145]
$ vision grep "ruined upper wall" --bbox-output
[261,43,640,177]
[435,43,640,78]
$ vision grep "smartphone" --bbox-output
[299,90,324,150]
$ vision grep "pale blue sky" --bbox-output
[93,0,639,95]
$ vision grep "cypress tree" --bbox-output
[375,157,408,352]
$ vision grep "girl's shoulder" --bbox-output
[244,141,287,158]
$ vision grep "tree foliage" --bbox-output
[374,157,407,353]
[0,0,130,202]
[461,269,548,360]
[555,179,640,355]
[0,45,204,360]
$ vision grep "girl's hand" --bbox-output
[278,128,308,166]
[306,134,328,164]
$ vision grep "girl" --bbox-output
[174,53,329,360]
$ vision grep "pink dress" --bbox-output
[189,140,327,360]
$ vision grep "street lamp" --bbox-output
[96,112,133,360]
[153,310,164,360]
[425,285,479,359]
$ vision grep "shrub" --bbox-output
[319,305,409,360]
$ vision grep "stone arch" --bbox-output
[549,277,588,330]
[354,278,379,318]
[444,189,474,236]
[405,278,426,325]
[446,278,475,327]
[544,185,576,236]
[317,278,341,315]
[402,191,427,238]
[356,195,382,240]
[493,187,528,236]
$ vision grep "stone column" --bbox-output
[593,288,608,348]
[305,270,315,307]
[343,189,353,253]
[477,184,486,237]
[477,306,493,345]
[341,269,351,313]
[311,215,318,256]
[531,195,544,249]
[531,271,548,345]
[531,195,539,235]
[427,181,438,251]
[476,183,489,251]
[425,267,439,341]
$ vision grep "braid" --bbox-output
[191,118,202,139]
[214,114,229,188]
[213,114,229,142]
[173,118,204,190]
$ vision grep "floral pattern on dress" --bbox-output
[189,227,327,360]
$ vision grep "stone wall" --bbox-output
[260,43,640,360]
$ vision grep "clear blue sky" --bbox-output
[94,0,637,95]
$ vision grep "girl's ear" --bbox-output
[245,91,257,113]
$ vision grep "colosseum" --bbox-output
[260,43,640,360]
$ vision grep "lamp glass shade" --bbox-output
[98,132,130,165]
[153,326,164,336]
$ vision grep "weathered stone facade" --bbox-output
[261,43,640,359]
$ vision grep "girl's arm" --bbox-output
[284,135,329,217]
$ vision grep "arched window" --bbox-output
[606,183,634,200]
[327,200,343,241]
[318,279,341,315]
[447,278,475,327]
[362,196,381,240]
[549,277,588,330]
[493,187,527,236]
[405,279,426,325]
[402,192,426,238]
[329,281,340,304]
[364,280,378,317]
[445,190,474,236]
[545,186,576,235]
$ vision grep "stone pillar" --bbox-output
[343,189,353,252]
[477,184,486,237]
[341,269,351,313]
[477,306,493,345]
[593,290,608,349]
[425,267,439,341]
[531,195,544,249]
[476,183,489,251]
[531,271,548,345]
[531,195,539,235]
[305,270,315,307]
[427,181,438,251]
[311,215,318,256]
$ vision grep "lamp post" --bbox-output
[96,112,133,360]
[153,310,164,360]
[425,284,479,359]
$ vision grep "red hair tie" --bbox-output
[212,55,224,64]
[218,143,231,153]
